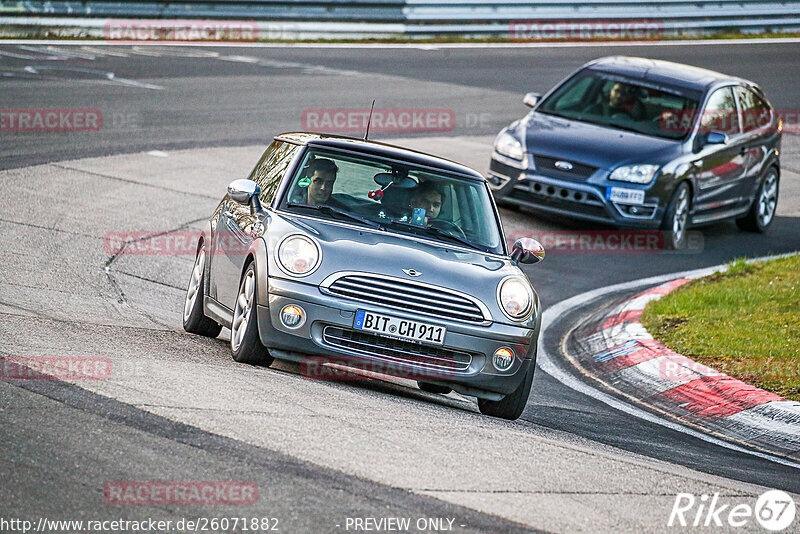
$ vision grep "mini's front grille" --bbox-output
[325,275,486,323]
[322,326,472,372]
[533,155,597,181]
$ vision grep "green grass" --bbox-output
[641,255,800,401]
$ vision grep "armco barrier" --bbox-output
[2,0,800,38]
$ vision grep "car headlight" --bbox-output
[277,235,320,276]
[494,131,524,161]
[497,276,533,320]
[609,164,659,184]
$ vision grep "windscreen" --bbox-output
[280,148,504,254]
[537,71,702,140]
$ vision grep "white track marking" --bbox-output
[537,254,800,470]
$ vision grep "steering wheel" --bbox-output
[428,219,467,239]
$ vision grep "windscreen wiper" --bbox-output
[422,225,490,252]
[287,202,384,230]
[383,219,489,252]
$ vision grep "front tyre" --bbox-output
[737,169,779,232]
[231,263,273,366]
[183,244,222,338]
[661,182,690,250]
[417,382,452,395]
[478,359,535,420]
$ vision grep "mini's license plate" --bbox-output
[606,186,645,205]
[354,310,446,346]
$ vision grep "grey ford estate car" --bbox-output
[490,56,781,249]
[183,133,545,420]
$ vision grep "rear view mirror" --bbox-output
[523,92,542,108]
[510,238,545,264]
[373,172,417,189]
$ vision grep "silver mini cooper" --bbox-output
[183,132,545,420]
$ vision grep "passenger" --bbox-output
[409,182,444,226]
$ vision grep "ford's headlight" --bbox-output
[497,276,533,320]
[494,131,524,161]
[609,164,659,184]
[277,235,320,276]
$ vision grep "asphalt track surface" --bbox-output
[1,42,799,532]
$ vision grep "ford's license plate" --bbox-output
[354,310,445,346]
[606,187,645,205]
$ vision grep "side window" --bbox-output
[700,87,740,136]
[552,76,594,111]
[247,141,301,205]
[735,86,772,133]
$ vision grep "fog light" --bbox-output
[280,305,305,329]
[493,347,515,371]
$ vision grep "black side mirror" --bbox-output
[510,238,545,264]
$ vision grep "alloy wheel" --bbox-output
[231,269,255,352]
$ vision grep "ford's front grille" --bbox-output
[322,326,472,372]
[323,274,487,323]
[533,155,597,181]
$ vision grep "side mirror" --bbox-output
[510,238,545,264]
[523,92,542,108]
[227,179,263,213]
[703,131,728,147]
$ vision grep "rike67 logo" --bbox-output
[669,490,796,531]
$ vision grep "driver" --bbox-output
[292,158,345,208]
[606,82,645,120]
[408,182,443,226]
[305,158,338,206]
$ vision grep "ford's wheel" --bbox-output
[737,169,779,232]
[661,182,690,250]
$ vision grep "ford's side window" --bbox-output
[247,141,301,206]
[700,87,740,136]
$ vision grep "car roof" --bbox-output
[585,56,753,92]
[274,132,486,181]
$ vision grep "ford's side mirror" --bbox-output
[703,131,728,146]
[523,92,542,108]
[510,238,545,264]
[227,179,263,214]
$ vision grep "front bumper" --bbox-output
[489,153,666,229]
[256,276,537,398]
